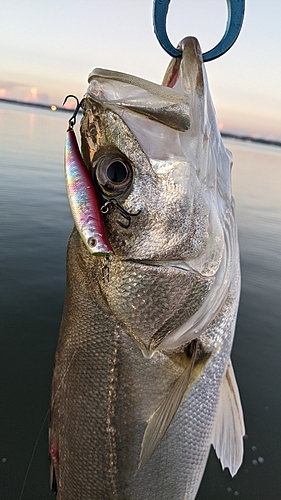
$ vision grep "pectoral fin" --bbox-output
[139,342,197,469]
[212,361,245,476]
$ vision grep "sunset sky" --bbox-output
[1,0,281,140]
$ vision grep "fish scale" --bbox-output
[50,37,244,499]
[99,259,214,350]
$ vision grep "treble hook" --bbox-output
[153,0,245,61]
[100,199,141,229]
[63,94,85,130]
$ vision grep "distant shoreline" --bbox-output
[1,97,280,149]
[0,97,69,113]
[221,132,281,149]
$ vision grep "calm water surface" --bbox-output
[1,103,280,499]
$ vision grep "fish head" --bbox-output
[81,37,231,273]
[77,37,237,351]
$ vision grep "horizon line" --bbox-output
[0,97,280,149]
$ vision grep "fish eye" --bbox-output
[93,155,133,196]
[106,161,128,183]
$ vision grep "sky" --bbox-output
[1,0,281,140]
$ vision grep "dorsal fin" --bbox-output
[212,360,245,476]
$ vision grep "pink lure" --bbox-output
[64,129,114,256]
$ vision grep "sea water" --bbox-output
[0,102,280,499]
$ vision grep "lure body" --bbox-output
[64,128,113,255]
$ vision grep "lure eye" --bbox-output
[93,155,133,196]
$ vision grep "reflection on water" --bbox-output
[198,139,281,500]
[0,103,72,500]
[232,140,281,295]
[0,103,281,499]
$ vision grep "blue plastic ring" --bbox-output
[153,0,245,61]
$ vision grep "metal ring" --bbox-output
[153,0,245,61]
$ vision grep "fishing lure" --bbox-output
[63,96,114,256]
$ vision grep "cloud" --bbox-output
[24,87,50,104]
[0,80,28,91]
[25,87,39,102]
[0,81,49,104]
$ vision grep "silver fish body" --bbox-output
[50,37,244,499]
